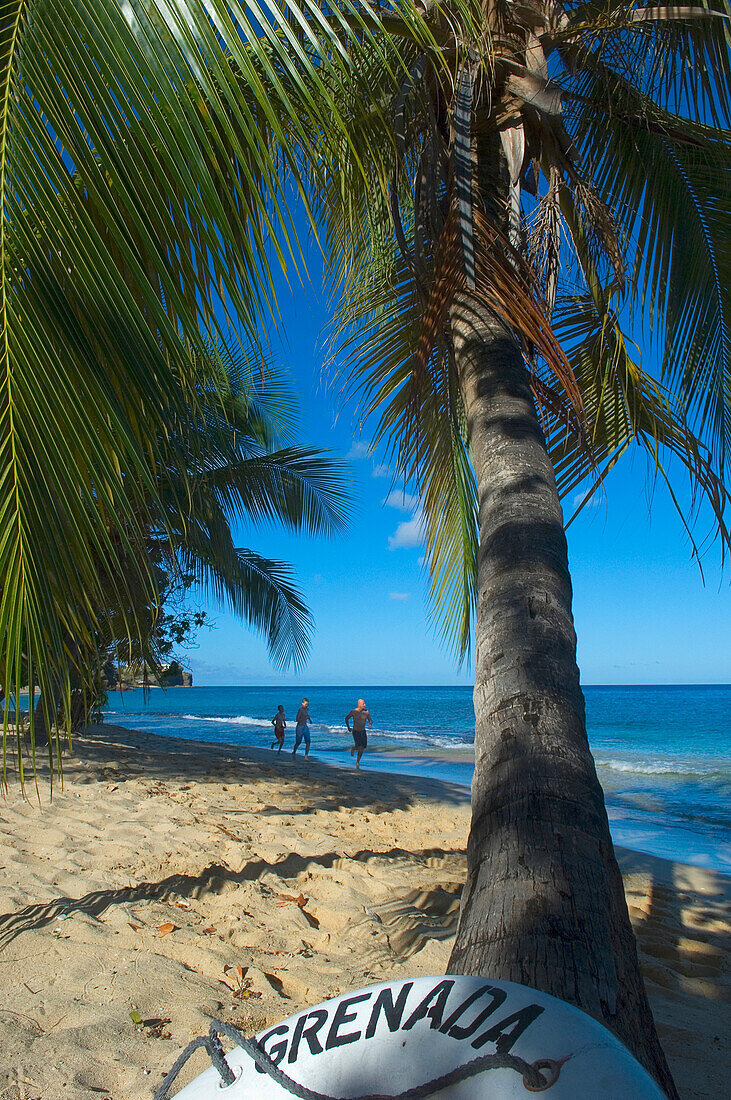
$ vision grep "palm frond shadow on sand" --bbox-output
[0,845,467,951]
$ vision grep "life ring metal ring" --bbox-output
[523,1055,571,1092]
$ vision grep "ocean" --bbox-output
[103,684,730,874]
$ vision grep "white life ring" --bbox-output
[166,975,666,1098]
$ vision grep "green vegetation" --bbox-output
[0,0,358,775]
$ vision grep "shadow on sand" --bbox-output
[56,723,472,815]
[0,844,467,951]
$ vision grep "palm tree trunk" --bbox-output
[33,693,50,749]
[447,295,678,1098]
[33,685,60,749]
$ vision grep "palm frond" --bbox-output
[570,67,731,471]
[299,0,730,665]
[564,0,731,125]
[550,290,730,560]
[190,449,351,536]
[183,544,313,671]
[0,0,372,775]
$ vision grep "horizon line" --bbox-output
[177,681,731,690]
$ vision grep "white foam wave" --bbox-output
[316,726,449,744]
[371,729,422,740]
[182,713,271,728]
[323,727,472,750]
[173,713,472,751]
[315,725,432,741]
[598,758,727,778]
[429,736,473,750]
[371,729,472,747]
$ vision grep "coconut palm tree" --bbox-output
[149,339,350,672]
[0,0,377,770]
[284,0,730,1092]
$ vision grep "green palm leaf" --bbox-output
[570,66,731,472]
[191,448,350,534]
[0,0,369,776]
[295,0,730,663]
[549,292,729,556]
[565,0,731,126]
[180,543,314,672]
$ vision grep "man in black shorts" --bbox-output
[345,698,372,769]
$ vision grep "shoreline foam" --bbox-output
[1,723,728,1100]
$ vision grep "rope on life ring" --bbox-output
[153,1017,568,1100]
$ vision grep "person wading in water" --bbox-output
[345,699,372,769]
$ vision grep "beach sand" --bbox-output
[1,724,728,1100]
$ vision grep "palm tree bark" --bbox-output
[447,295,678,1098]
[33,693,50,749]
[33,682,61,749]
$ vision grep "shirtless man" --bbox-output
[292,697,312,758]
[345,699,372,769]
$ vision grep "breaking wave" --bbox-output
[181,713,271,728]
[596,756,729,779]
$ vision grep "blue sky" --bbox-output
[184,241,731,689]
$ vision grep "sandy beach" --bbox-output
[1,723,728,1100]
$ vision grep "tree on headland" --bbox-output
[0,0,362,773]
[289,1,729,1093]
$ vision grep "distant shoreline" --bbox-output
[105,683,190,690]
[100,714,730,876]
[103,680,731,877]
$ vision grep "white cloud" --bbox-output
[186,657,247,681]
[572,490,603,510]
[371,463,391,479]
[388,512,426,550]
[347,441,370,460]
[383,490,419,512]
[389,592,410,601]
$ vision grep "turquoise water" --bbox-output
[104,684,730,873]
